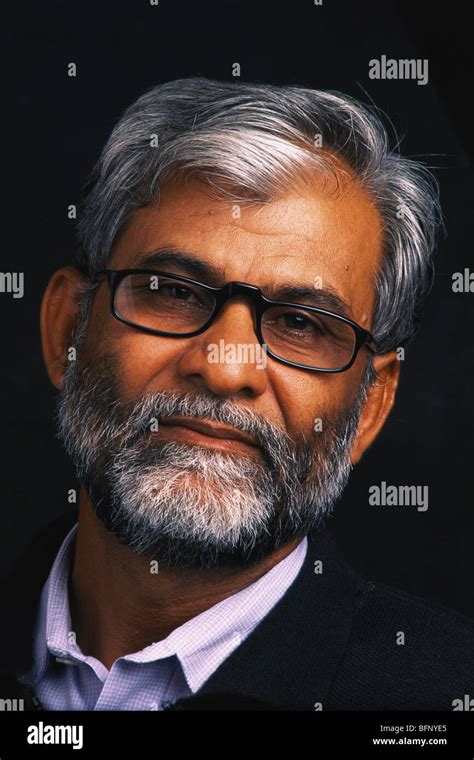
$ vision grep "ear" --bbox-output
[40,266,90,390]
[350,351,400,464]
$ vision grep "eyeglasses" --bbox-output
[93,269,377,373]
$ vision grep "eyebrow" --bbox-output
[133,247,353,318]
[134,247,224,283]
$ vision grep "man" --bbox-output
[1,77,473,711]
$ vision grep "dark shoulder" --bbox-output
[332,565,474,710]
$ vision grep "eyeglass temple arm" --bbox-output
[365,335,378,353]
[90,270,108,282]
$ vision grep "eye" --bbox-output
[282,313,320,331]
[272,310,329,336]
[161,284,198,301]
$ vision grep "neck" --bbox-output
[69,490,301,670]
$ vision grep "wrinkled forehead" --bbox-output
[110,175,383,329]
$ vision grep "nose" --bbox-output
[176,298,268,397]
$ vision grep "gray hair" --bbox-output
[75,77,441,354]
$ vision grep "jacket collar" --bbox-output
[187,525,357,710]
[0,511,356,710]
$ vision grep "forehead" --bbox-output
[111,175,383,328]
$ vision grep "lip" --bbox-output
[159,416,260,451]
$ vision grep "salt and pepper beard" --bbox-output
[56,343,370,569]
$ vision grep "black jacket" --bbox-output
[1,509,473,711]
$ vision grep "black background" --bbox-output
[3,0,473,617]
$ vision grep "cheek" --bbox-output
[271,368,357,439]
[109,335,192,401]
[82,287,194,399]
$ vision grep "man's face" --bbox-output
[55,175,385,568]
[87,177,381,438]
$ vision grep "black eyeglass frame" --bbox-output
[93,268,378,373]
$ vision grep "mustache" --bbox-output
[114,391,297,455]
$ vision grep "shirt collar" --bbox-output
[125,535,307,691]
[25,522,78,685]
[30,521,307,693]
